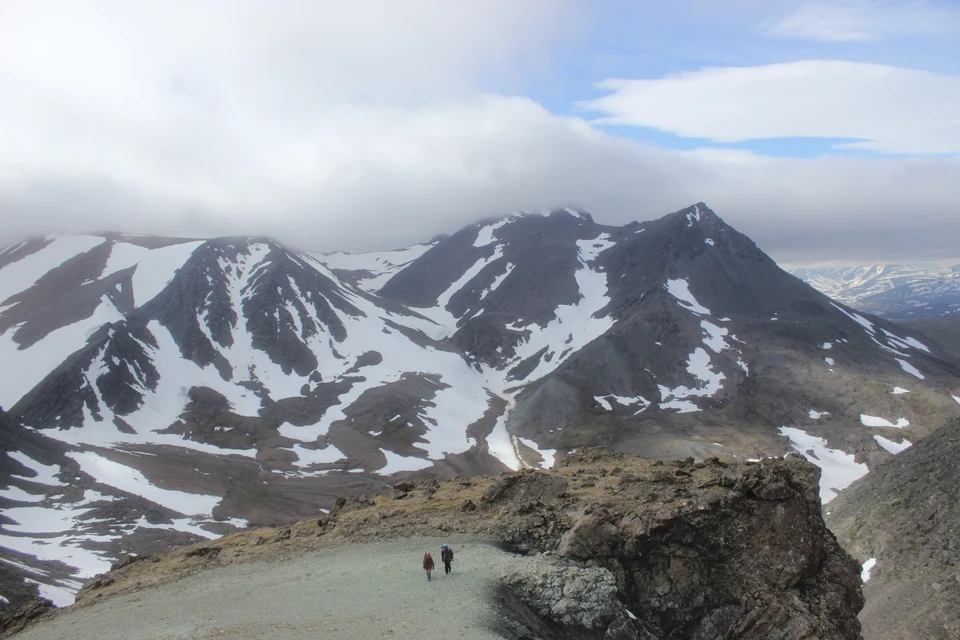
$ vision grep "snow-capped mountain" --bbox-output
[3,205,960,608]
[791,264,960,320]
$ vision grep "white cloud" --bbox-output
[0,2,958,266]
[763,0,960,42]
[581,61,960,154]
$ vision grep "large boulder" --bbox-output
[495,453,863,639]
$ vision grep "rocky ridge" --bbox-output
[11,449,865,639]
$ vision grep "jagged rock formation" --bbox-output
[25,449,865,640]
[492,450,863,640]
[826,420,960,640]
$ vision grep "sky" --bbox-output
[0,0,958,265]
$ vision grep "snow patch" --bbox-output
[779,427,868,504]
[658,348,725,413]
[101,240,203,307]
[831,303,875,335]
[378,449,434,474]
[7,452,66,486]
[896,358,925,379]
[665,279,710,315]
[861,558,876,582]
[860,414,909,428]
[473,219,512,248]
[67,451,221,516]
[873,435,912,454]
[700,320,730,353]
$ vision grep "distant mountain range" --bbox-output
[791,264,960,321]
[3,203,960,609]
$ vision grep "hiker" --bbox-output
[423,552,435,581]
[441,543,454,575]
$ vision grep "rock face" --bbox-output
[0,597,54,638]
[489,450,864,639]
[826,420,960,640]
[499,565,636,639]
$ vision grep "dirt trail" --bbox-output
[15,536,542,640]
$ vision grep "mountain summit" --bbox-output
[2,203,960,605]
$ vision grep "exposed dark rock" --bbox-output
[0,597,55,638]
[499,565,638,640]
[184,546,221,559]
[493,454,863,639]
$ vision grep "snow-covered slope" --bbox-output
[3,206,960,608]
[791,263,960,320]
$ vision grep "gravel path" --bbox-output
[15,536,541,640]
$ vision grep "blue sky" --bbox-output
[1,0,958,263]
[523,0,960,157]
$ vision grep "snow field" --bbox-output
[7,452,66,486]
[0,294,124,408]
[314,243,434,292]
[100,239,203,308]
[0,236,104,306]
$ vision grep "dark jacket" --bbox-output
[423,554,435,570]
[441,547,454,564]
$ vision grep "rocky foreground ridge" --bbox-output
[5,449,864,639]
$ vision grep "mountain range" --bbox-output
[2,203,960,611]
[791,264,960,321]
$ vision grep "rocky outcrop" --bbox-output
[499,564,638,639]
[0,597,55,638]
[491,449,864,639]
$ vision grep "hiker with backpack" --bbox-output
[441,543,454,575]
[423,552,435,581]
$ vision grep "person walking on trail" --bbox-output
[441,543,454,575]
[423,552,435,581]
